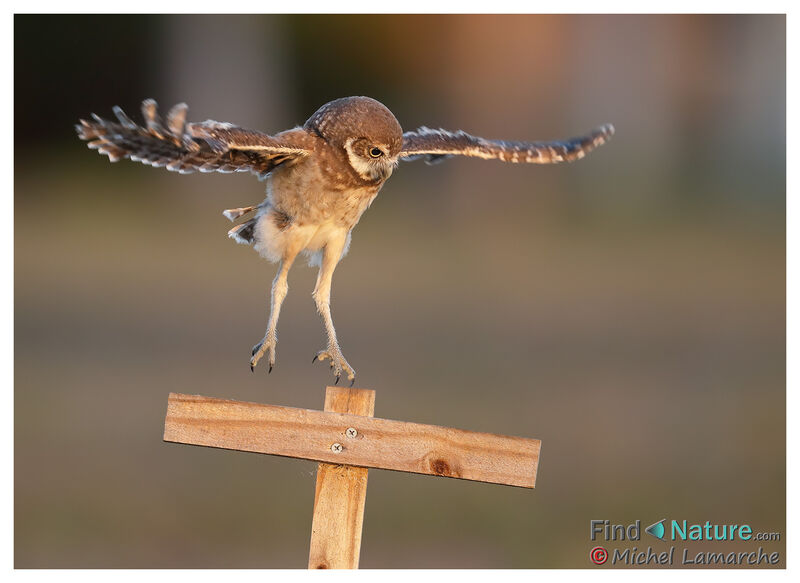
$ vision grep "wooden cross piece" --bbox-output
[163,386,541,569]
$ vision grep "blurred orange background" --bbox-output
[15,14,784,568]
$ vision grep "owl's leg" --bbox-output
[312,233,355,385]
[250,246,301,372]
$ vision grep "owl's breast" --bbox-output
[267,154,384,229]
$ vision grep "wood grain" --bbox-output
[308,387,375,569]
[163,392,540,488]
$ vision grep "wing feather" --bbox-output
[76,99,311,180]
[400,124,614,165]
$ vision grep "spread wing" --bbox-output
[76,99,310,180]
[399,124,614,165]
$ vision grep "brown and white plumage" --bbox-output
[76,98,310,178]
[399,124,615,164]
[77,96,614,385]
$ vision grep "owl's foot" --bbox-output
[250,335,276,373]
[313,347,356,386]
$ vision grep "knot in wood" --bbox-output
[430,458,452,476]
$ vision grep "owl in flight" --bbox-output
[76,96,614,385]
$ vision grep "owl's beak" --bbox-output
[370,160,395,181]
[379,165,394,180]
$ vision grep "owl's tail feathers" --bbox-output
[223,206,258,221]
[228,219,256,245]
[75,100,204,173]
[224,207,259,245]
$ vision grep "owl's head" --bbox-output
[304,96,403,182]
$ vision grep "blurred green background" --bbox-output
[15,14,785,568]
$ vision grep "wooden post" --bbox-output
[163,387,541,568]
[308,387,375,569]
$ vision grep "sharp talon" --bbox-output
[335,376,340,385]
[250,364,254,373]
[350,378,355,387]
[312,355,318,363]
[268,364,273,374]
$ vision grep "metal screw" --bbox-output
[345,427,358,438]
[330,443,343,453]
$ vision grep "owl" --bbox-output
[76,96,614,385]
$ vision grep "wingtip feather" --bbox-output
[596,123,615,139]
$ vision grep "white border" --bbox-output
[5,4,793,580]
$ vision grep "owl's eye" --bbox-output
[369,147,384,158]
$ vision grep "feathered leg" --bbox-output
[250,244,302,372]
[312,232,355,385]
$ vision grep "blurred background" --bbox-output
[15,14,784,568]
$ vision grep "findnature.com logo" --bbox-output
[588,519,782,566]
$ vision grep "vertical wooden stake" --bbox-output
[308,386,376,569]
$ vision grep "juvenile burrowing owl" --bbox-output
[76,96,614,385]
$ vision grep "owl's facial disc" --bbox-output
[344,138,397,182]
